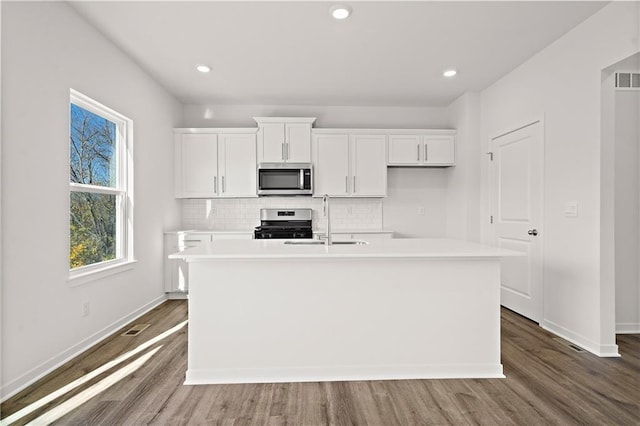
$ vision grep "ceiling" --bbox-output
[69,1,607,107]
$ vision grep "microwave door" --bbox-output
[260,170,300,190]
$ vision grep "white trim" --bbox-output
[253,116,316,125]
[616,323,640,334]
[68,259,137,287]
[541,319,621,357]
[70,89,129,128]
[0,295,167,402]
[313,128,456,135]
[69,182,123,195]
[174,127,258,134]
[185,363,504,385]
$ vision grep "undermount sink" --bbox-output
[283,240,368,245]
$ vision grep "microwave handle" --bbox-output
[299,169,304,189]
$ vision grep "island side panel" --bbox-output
[186,257,502,384]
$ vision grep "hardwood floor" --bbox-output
[2,300,638,425]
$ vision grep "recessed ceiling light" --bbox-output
[443,69,457,78]
[196,65,211,73]
[331,5,352,20]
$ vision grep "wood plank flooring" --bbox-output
[2,300,638,425]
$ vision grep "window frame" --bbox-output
[68,89,135,285]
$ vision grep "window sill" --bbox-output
[68,259,137,287]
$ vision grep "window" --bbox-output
[69,90,133,279]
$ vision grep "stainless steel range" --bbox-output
[253,208,313,239]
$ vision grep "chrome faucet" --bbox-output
[322,194,332,246]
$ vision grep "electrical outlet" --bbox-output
[82,301,90,317]
[418,207,426,216]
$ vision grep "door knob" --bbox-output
[527,229,538,236]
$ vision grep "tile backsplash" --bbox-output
[182,197,383,231]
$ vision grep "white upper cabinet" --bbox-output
[313,134,350,196]
[423,135,455,166]
[175,133,219,198]
[175,129,257,198]
[218,133,257,197]
[387,134,422,165]
[255,117,316,163]
[388,132,455,166]
[313,131,387,197]
[350,134,387,197]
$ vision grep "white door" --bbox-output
[424,135,455,165]
[219,133,257,197]
[491,121,543,323]
[351,134,387,196]
[261,123,285,162]
[388,135,421,165]
[286,123,312,162]
[177,134,218,198]
[313,134,349,196]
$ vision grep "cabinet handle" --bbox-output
[345,176,348,193]
[286,142,290,161]
[417,144,420,161]
[424,143,428,161]
[282,143,285,160]
[214,176,218,193]
[353,176,356,193]
[222,176,226,193]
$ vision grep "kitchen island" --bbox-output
[170,238,518,385]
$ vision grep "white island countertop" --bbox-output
[170,238,521,261]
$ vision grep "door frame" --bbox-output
[488,116,546,322]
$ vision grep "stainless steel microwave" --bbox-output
[257,163,313,196]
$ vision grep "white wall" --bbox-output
[445,92,482,242]
[615,89,640,333]
[182,104,454,238]
[1,2,182,398]
[182,104,449,129]
[479,2,639,355]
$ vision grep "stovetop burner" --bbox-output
[254,208,313,240]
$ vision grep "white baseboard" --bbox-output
[185,363,505,385]
[0,295,167,402]
[541,319,620,357]
[616,322,640,334]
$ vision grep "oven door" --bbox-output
[257,163,312,195]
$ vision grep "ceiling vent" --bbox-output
[615,71,640,90]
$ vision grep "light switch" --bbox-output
[564,201,578,218]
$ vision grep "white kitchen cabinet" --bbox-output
[387,134,421,165]
[312,131,387,197]
[388,133,455,166]
[314,231,394,242]
[175,134,219,198]
[313,134,350,196]
[164,232,212,295]
[218,133,257,197]
[423,135,455,165]
[254,117,316,163]
[350,134,387,196]
[175,129,257,198]
[165,231,253,295]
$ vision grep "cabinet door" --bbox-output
[388,135,421,165]
[261,123,285,162]
[351,135,387,197]
[313,134,350,196]
[286,123,312,162]
[219,133,257,197]
[176,134,218,198]
[423,135,455,165]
